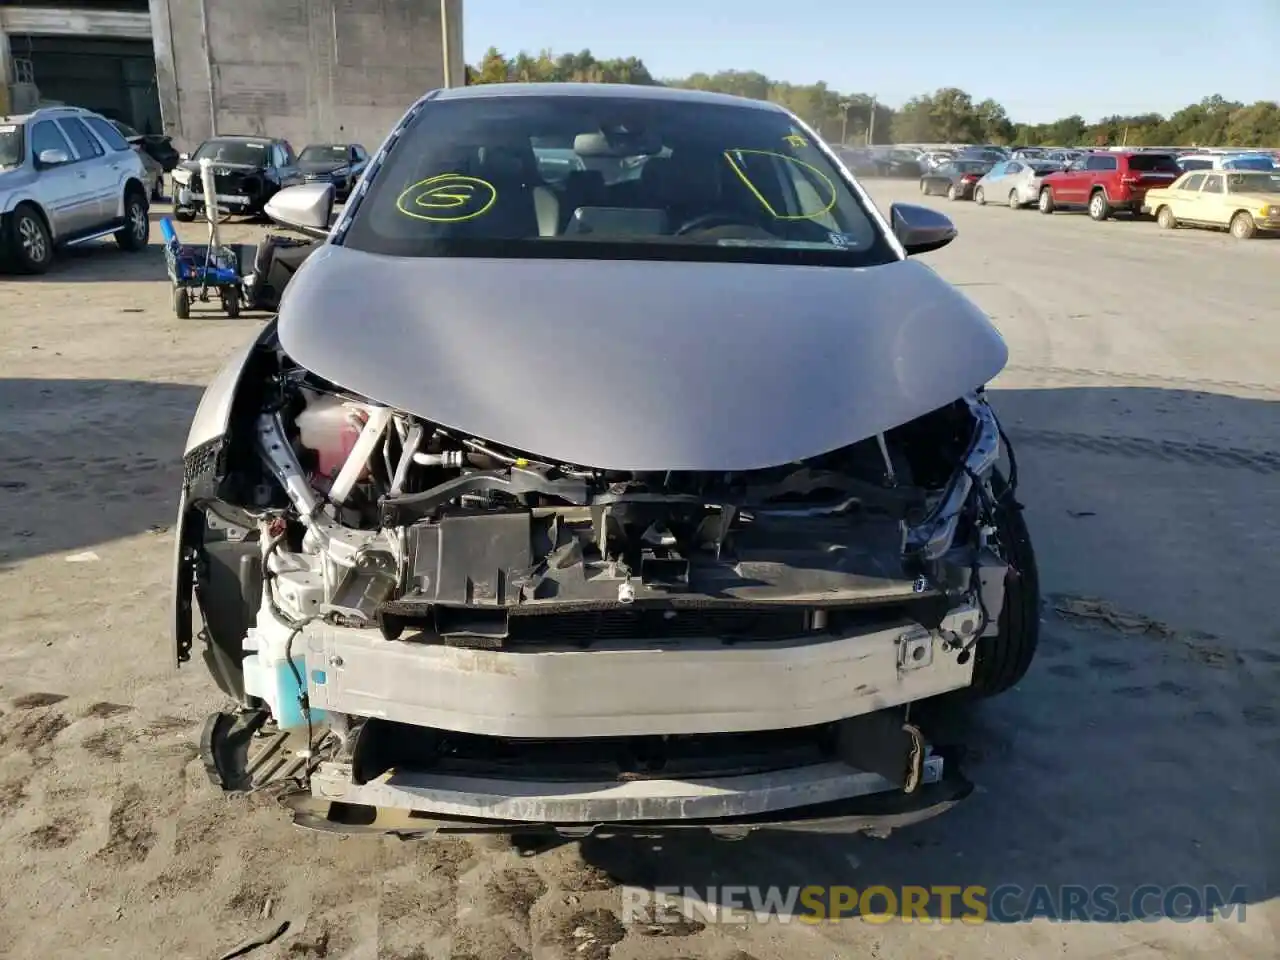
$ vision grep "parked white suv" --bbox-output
[0,105,151,274]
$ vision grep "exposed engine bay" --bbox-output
[179,324,1036,836]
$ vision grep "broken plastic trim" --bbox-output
[904,394,1001,561]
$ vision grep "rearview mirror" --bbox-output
[264,182,334,237]
[889,203,957,256]
[36,148,70,167]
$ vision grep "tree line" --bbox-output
[467,48,1280,148]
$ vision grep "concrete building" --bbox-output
[2,1,464,151]
[150,0,464,151]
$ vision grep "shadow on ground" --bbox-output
[0,378,203,569]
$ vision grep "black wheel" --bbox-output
[963,470,1041,700]
[1037,188,1055,214]
[1088,189,1111,221]
[115,187,150,251]
[174,207,195,223]
[8,203,53,274]
[173,286,190,319]
[221,289,241,318]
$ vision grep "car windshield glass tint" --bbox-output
[193,140,267,165]
[1029,163,1058,174]
[301,145,348,162]
[958,162,990,173]
[1129,154,1180,173]
[1227,173,1280,194]
[0,124,22,168]
[1224,156,1274,171]
[341,94,896,268]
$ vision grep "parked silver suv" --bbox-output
[0,105,151,274]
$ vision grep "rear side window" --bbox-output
[1129,154,1180,173]
[58,118,104,160]
[30,120,72,159]
[84,116,132,152]
[1086,155,1118,171]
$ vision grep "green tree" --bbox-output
[466,49,1280,148]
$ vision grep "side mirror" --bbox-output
[890,203,957,256]
[264,182,334,237]
[36,148,70,167]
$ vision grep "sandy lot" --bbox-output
[0,187,1277,960]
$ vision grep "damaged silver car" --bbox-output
[176,83,1039,839]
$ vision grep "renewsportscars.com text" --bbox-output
[622,884,1249,924]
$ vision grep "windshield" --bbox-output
[1028,163,1059,175]
[301,144,349,163]
[1226,172,1280,194]
[1178,157,1213,170]
[112,120,141,139]
[956,161,992,174]
[1223,155,1274,171]
[0,123,23,168]
[341,94,896,267]
[1128,154,1180,173]
[192,139,269,165]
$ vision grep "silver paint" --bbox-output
[276,247,1008,471]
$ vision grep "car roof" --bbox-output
[430,82,784,113]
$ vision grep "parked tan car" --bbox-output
[1142,170,1280,239]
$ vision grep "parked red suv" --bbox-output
[1037,151,1182,221]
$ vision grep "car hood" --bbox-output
[277,248,1009,472]
[299,158,348,173]
[178,159,264,175]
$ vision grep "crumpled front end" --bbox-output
[182,325,1022,837]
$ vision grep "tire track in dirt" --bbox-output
[1005,428,1280,473]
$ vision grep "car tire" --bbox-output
[1008,190,1020,209]
[221,289,241,319]
[919,179,929,195]
[1230,211,1257,240]
[1156,206,1177,230]
[974,186,986,205]
[1038,188,1055,214]
[1088,189,1111,221]
[174,207,195,223]
[173,287,190,319]
[960,469,1041,700]
[115,186,150,252]
[946,184,958,201]
[8,203,53,274]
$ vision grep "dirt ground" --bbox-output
[1,186,1277,960]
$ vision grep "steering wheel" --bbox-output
[674,212,759,236]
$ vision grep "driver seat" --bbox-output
[636,152,723,229]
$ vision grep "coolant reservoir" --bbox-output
[294,390,370,487]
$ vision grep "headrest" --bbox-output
[564,168,606,197]
[477,144,534,181]
[639,153,722,206]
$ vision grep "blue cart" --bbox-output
[159,216,246,319]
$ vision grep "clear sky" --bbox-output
[461,0,1280,125]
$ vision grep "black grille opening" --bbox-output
[352,717,840,784]
[507,606,809,645]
